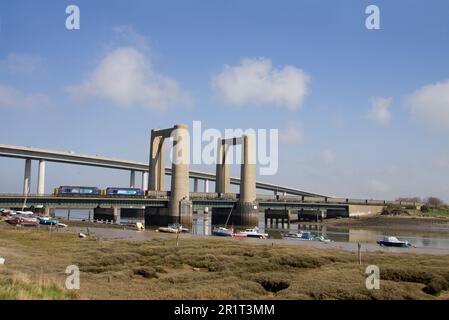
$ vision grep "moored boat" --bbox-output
[37,216,60,225]
[158,224,189,234]
[5,216,39,227]
[234,227,269,239]
[212,226,234,237]
[282,231,314,240]
[313,235,332,243]
[377,236,411,247]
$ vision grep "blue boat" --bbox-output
[37,216,59,226]
[377,236,411,247]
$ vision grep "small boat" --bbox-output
[234,227,269,239]
[169,223,189,233]
[15,211,34,216]
[6,216,39,227]
[313,235,332,243]
[37,216,60,225]
[57,223,68,228]
[212,226,234,237]
[282,231,314,240]
[5,216,21,225]
[377,236,411,247]
[0,209,15,217]
[20,217,39,227]
[157,224,189,234]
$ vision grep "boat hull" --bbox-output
[377,241,410,247]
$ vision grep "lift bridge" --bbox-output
[0,125,420,226]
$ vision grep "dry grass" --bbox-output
[0,225,449,300]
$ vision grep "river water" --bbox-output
[55,209,449,250]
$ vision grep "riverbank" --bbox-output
[324,215,449,232]
[1,222,449,300]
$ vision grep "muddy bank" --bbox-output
[56,224,449,256]
[324,216,449,233]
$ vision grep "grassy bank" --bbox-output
[424,209,449,218]
[1,225,449,300]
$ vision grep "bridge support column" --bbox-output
[130,170,136,188]
[147,124,192,226]
[215,138,230,193]
[142,172,148,192]
[23,159,31,195]
[236,134,258,225]
[193,178,199,192]
[168,124,191,219]
[37,160,45,195]
[149,132,165,191]
[93,207,117,223]
[204,179,209,193]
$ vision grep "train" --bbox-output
[53,186,165,198]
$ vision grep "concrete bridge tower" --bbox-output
[214,134,258,225]
[146,124,192,225]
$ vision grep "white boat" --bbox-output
[235,227,269,239]
[15,211,34,215]
[157,224,189,234]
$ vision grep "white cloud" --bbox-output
[407,79,449,130]
[0,84,49,109]
[212,58,310,110]
[279,122,304,145]
[0,53,43,74]
[322,149,335,164]
[367,97,392,125]
[67,46,191,111]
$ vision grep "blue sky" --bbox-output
[1,0,449,201]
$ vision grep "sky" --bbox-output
[0,0,448,201]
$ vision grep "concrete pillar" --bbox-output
[37,160,45,195]
[168,124,190,216]
[149,132,165,191]
[142,171,149,191]
[215,139,230,193]
[130,170,136,188]
[240,134,256,204]
[193,178,199,192]
[204,179,209,193]
[23,159,31,195]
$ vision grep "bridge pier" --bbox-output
[130,170,136,188]
[23,158,31,195]
[142,172,148,191]
[264,209,293,227]
[204,179,209,192]
[193,178,199,192]
[37,160,45,195]
[147,124,192,226]
[121,208,145,223]
[93,207,118,223]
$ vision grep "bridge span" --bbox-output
[0,193,419,224]
[0,144,326,197]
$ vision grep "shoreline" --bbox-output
[51,222,449,256]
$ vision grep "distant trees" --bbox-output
[420,197,446,213]
[395,197,421,203]
[425,197,445,209]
